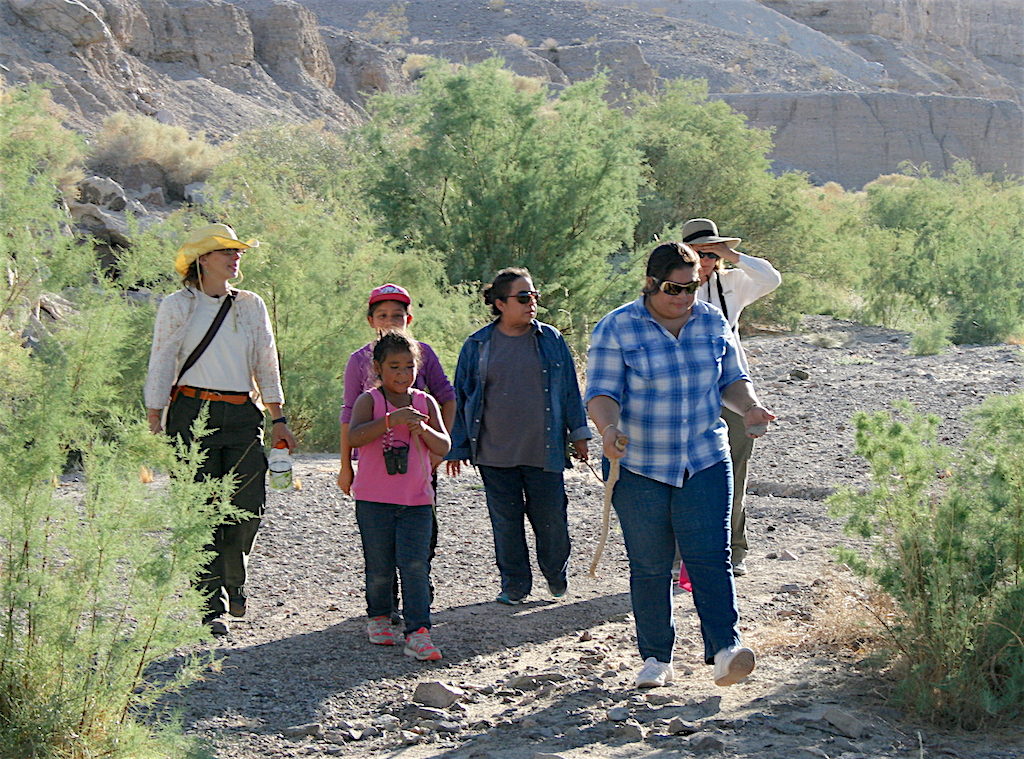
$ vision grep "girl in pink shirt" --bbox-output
[349,331,450,660]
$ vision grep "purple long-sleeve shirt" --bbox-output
[340,340,455,425]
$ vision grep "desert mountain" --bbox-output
[1,0,1021,188]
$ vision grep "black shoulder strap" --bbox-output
[714,272,730,323]
[175,293,234,386]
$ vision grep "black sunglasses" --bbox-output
[500,290,540,305]
[698,251,721,260]
[657,279,701,296]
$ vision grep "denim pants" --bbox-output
[390,471,439,614]
[478,465,570,599]
[356,500,433,635]
[611,460,741,664]
[167,394,267,620]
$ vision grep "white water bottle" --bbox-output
[268,441,293,490]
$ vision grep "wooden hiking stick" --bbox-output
[588,434,627,577]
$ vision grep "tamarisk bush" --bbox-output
[829,396,1024,727]
[1,84,223,759]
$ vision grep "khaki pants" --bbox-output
[722,407,755,562]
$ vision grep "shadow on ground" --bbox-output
[151,590,634,738]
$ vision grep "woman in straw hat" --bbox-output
[681,218,781,577]
[144,223,295,636]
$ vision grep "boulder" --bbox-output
[412,682,464,709]
[79,176,129,211]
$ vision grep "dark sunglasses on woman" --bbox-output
[658,279,701,296]
[698,251,721,260]
[502,290,540,304]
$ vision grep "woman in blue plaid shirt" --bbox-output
[585,242,775,689]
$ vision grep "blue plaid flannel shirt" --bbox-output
[585,297,749,487]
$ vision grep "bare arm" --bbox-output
[337,423,354,494]
[721,379,776,437]
[264,401,297,450]
[587,395,628,460]
[350,394,427,448]
[440,399,456,438]
[413,395,451,457]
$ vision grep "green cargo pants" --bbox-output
[167,393,268,620]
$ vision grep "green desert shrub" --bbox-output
[861,161,1024,344]
[0,290,225,758]
[1,87,229,757]
[1,85,90,326]
[356,58,642,342]
[829,396,1024,727]
[631,80,851,329]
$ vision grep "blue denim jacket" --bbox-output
[446,320,592,473]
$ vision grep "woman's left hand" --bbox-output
[571,439,589,461]
[272,423,297,451]
[743,405,777,438]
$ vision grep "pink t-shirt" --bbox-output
[351,388,434,506]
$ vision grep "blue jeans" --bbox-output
[610,460,741,664]
[355,501,433,635]
[478,465,570,599]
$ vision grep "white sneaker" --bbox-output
[635,657,674,688]
[713,645,755,686]
[732,559,747,577]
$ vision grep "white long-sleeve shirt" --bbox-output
[144,287,284,409]
[698,252,782,373]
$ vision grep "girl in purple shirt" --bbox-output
[337,284,456,626]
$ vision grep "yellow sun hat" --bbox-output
[174,223,259,277]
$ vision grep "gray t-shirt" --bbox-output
[476,329,547,468]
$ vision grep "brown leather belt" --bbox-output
[175,385,251,405]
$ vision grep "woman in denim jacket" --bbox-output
[445,268,591,605]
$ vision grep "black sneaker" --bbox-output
[547,580,568,599]
[496,591,527,605]
[227,591,247,618]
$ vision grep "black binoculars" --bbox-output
[383,442,410,475]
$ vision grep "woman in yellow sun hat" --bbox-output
[144,222,295,636]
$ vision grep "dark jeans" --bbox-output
[356,500,434,635]
[611,460,741,664]
[167,394,267,620]
[392,471,438,614]
[478,465,570,599]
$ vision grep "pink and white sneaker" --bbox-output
[403,627,442,661]
[367,615,397,646]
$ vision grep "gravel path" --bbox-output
[159,315,1024,759]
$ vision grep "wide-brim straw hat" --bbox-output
[174,223,259,277]
[681,218,741,248]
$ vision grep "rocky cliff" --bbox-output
[1,0,1020,189]
[720,91,1023,187]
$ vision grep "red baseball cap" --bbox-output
[368,283,411,306]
